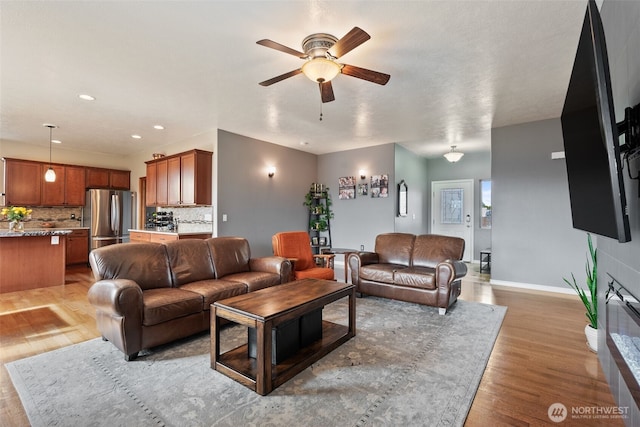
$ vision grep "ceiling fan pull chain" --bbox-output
[319,101,323,121]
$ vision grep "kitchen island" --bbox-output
[129,228,212,243]
[0,229,72,293]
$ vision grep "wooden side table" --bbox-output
[322,248,358,283]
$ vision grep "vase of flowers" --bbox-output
[1,206,32,232]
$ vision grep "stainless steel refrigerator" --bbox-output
[85,189,135,252]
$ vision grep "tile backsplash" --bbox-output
[1,207,84,229]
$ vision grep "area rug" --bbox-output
[7,297,506,427]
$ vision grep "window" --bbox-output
[480,180,492,229]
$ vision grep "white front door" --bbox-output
[431,179,474,262]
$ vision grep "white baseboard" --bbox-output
[490,279,576,295]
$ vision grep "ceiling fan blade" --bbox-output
[256,39,307,59]
[341,64,390,85]
[319,81,335,103]
[259,69,303,86]
[327,27,371,59]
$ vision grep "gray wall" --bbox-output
[394,144,430,235]
[318,143,396,252]
[491,118,586,288]
[427,151,492,260]
[598,0,640,421]
[216,130,317,256]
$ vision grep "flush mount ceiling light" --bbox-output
[444,145,464,163]
[43,124,58,182]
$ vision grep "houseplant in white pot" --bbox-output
[564,233,598,352]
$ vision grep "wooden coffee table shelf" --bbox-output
[211,279,355,395]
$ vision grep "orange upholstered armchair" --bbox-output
[272,231,335,281]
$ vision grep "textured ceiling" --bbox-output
[0,1,588,158]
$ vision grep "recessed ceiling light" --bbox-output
[153,125,165,130]
[131,134,142,139]
[300,141,309,146]
[78,94,96,101]
[51,139,62,144]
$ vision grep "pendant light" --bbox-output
[44,124,57,182]
[444,145,464,163]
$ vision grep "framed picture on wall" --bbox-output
[338,176,356,199]
[358,183,368,196]
[371,174,389,198]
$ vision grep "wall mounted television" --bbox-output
[561,0,631,243]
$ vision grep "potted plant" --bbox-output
[563,233,598,352]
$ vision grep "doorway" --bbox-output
[431,179,474,262]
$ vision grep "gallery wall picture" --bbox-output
[371,174,389,198]
[358,183,368,196]
[338,176,356,199]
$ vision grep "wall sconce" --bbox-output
[443,145,464,163]
[359,170,367,180]
[267,166,276,178]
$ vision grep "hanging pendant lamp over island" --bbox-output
[43,124,57,182]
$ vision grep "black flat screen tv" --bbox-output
[561,0,631,243]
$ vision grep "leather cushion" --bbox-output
[165,239,215,286]
[179,279,247,310]
[359,263,405,283]
[412,234,465,268]
[142,288,203,326]
[393,267,436,290]
[222,271,282,292]
[206,237,251,278]
[89,242,173,290]
[374,233,415,266]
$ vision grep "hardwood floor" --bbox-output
[0,264,623,426]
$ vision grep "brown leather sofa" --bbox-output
[88,237,291,360]
[348,233,467,314]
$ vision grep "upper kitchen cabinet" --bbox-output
[86,167,130,190]
[145,149,212,207]
[41,164,85,206]
[2,158,41,206]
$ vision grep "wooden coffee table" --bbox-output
[211,278,355,395]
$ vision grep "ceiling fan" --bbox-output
[257,27,390,103]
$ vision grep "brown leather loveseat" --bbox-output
[348,233,467,314]
[88,237,291,360]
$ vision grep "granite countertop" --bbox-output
[0,229,74,238]
[129,228,212,236]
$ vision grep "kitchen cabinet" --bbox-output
[41,165,85,206]
[129,229,210,242]
[2,158,42,206]
[145,149,212,207]
[129,230,151,242]
[66,228,89,265]
[155,159,168,206]
[145,163,157,206]
[86,167,130,190]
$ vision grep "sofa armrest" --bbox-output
[436,260,467,289]
[348,252,379,286]
[87,279,144,317]
[250,256,292,284]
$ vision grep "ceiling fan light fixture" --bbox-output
[301,58,341,83]
[444,145,464,163]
